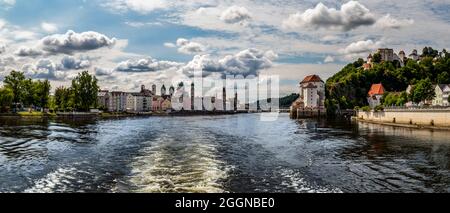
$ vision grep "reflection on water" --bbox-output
[0,114,450,193]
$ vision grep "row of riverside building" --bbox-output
[97,85,174,113]
[97,84,242,113]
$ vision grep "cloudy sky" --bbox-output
[0,0,449,95]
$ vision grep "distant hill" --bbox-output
[279,93,300,108]
[326,47,450,110]
[257,93,299,109]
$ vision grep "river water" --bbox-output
[0,114,449,193]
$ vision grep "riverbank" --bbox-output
[0,112,150,119]
[355,108,450,131]
[0,110,251,119]
[354,117,450,131]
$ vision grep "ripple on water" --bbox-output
[24,167,80,193]
[127,135,231,193]
[279,168,342,193]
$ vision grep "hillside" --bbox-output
[326,47,450,110]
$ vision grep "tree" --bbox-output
[3,71,25,111]
[383,92,408,107]
[409,78,435,104]
[21,78,36,108]
[0,87,14,113]
[437,72,450,84]
[373,53,382,63]
[34,80,51,109]
[422,47,439,58]
[71,71,99,111]
[326,46,450,112]
[54,86,73,112]
[353,58,365,67]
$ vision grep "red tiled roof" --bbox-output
[368,84,385,96]
[301,75,323,84]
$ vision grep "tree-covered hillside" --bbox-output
[326,47,450,111]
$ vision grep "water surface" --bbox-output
[0,114,449,193]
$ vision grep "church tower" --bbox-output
[152,84,156,95]
[191,83,195,111]
[169,86,175,96]
[161,85,166,96]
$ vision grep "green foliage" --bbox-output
[279,93,300,108]
[34,80,51,108]
[437,72,450,84]
[54,71,99,112]
[361,106,371,112]
[373,53,382,63]
[326,47,450,110]
[71,71,99,111]
[374,105,384,112]
[409,78,435,104]
[0,87,14,112]
[54,86,73,112]
[3,71,25,107]
[382,92,408,107]
[3,71,51,111]
[422,47,439,58]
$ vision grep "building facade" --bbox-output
[367,83,386,108]
[291,75,325,109]
[378,48,395,62]
[97,90,110,111]
[432,84,450,106]
[109,92,128,112]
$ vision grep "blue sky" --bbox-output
[1,0,450,95]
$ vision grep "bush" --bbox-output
[361,106,371,112]
[374,105,384,112]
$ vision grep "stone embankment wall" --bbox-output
[357,108,450,127]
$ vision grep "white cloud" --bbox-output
[115,57,182,72]
[41,22,58,33]
[94,67,113,76]
[22,59,67,80]
[0,0,15,9]
[40,30,117,54]
[0,56,16,72]
[164,42,176,48]
[0,43,5,54]
[60,55,91,70]
[101,0,167,14]
[175,38,205,55]
[324,55,335,63]
[340,39,382,60]
[124,21,163,27]
[220,6,252,24]
[376,14,414,30]
[283,1,376,31]
[14,46,43,57]
[181,48,278,77]
[0,19,6,29]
